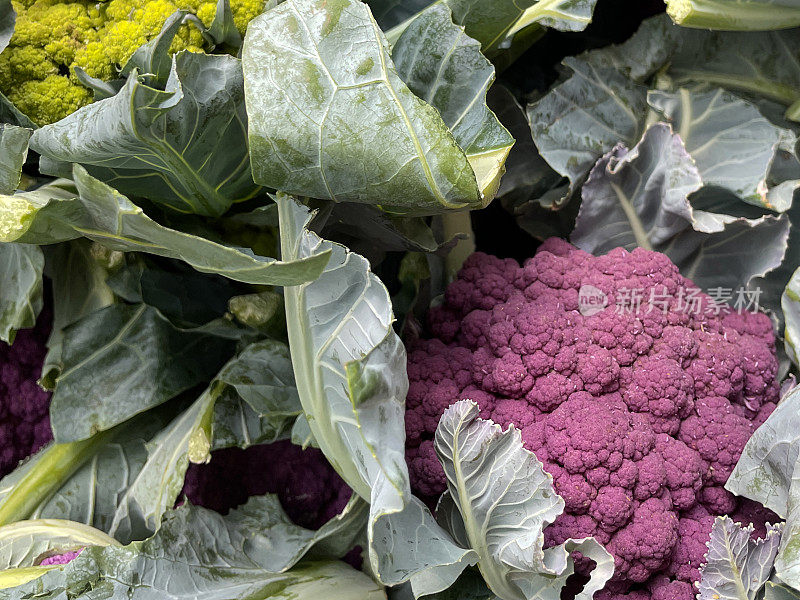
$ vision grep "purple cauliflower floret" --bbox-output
[0,313,53,479]
[404,241,780,597]
[183,440,352,531]
[40,550,81,566]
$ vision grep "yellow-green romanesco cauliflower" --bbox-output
[0,0,265,125]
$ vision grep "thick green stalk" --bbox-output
[666,0,800,30]
[439,210,476,279]
[0,430,114,526]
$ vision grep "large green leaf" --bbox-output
[106,257,243,328]
[30,52,259,217]
[64,166,329,286]
[0,519,118,570]
[765,582,800,600]
[0,0,13,55]
[0,502,386,600]
[648,87,799,210]
[29,413,168,545]
[213,339,301,436]
[0,125,29,195]
[727,385,800,518]
[243,0,490,215]
[489,85,561,216]
[39,240,117,389]
[391,4,513,201]
[434,401,613,600]
[3,338,303,544]
[111,339,305,539]
[0,243,42,344]
[277,194,475,590]
[379,0,598,55]
[784,267,800,368]
[571,123,703,252]
[0,519,118,590]
[726,386,800,590]
[573,123,791,292]
[658,215,789,291]
[667,28,800,118]
[49,303,241,443]
[0,432,117,527]
[697,517,782,600]
[0,180,80,245]
[119,387,218,538]
[527,56,647,207]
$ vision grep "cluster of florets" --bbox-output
[183,440,352,530]
[0,0,265,124]
[405,239,780,599]
[0,315,53,479]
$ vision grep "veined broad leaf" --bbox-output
[667,28,800,120]
[277,194,475,590]
[697,517,782,600]
[0,432,117,527]
[727,385,800,518]
[39,240,117,389]
[108,337,308,540]
[776,471,800,588]
[764,581,800,600]
[64,166,330,286]
[434,400,613,600]
[570,14,681,83]
[0,502,386,600]
[730,385,800,589]
[527,56,647,207]
[206,0,244,49]
[0,179,80,245]
[30,52,259,217]
[106,257,244,328]
[116,386,218,538]
[490,85,561,214]
[0,125,29,195]
[648,87,799,211]
[0,0,13,54]
[119,10,187,86]
[0,519,118,570]
[2,337,304,544]
[659,214,790,291]
[244,0,498,215]
[572,123,702,252]
[0,519,118,590]
[573,123,791,291]
[184,494,368,572]
[211,339,302,450]
[29,412,168,545]
[0,243,42,344]
[784,267,800,368]
[214,339,301,429]
[391,4,513,203]
[380,0,598,55]
[49,303,241,443]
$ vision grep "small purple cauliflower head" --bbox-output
[404,240,780,597]
[0,313,53,479]
[183,440,352,530]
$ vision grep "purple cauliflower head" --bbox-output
[183,440,352,531]
[404,240,780,597]
[0,312,53,479]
